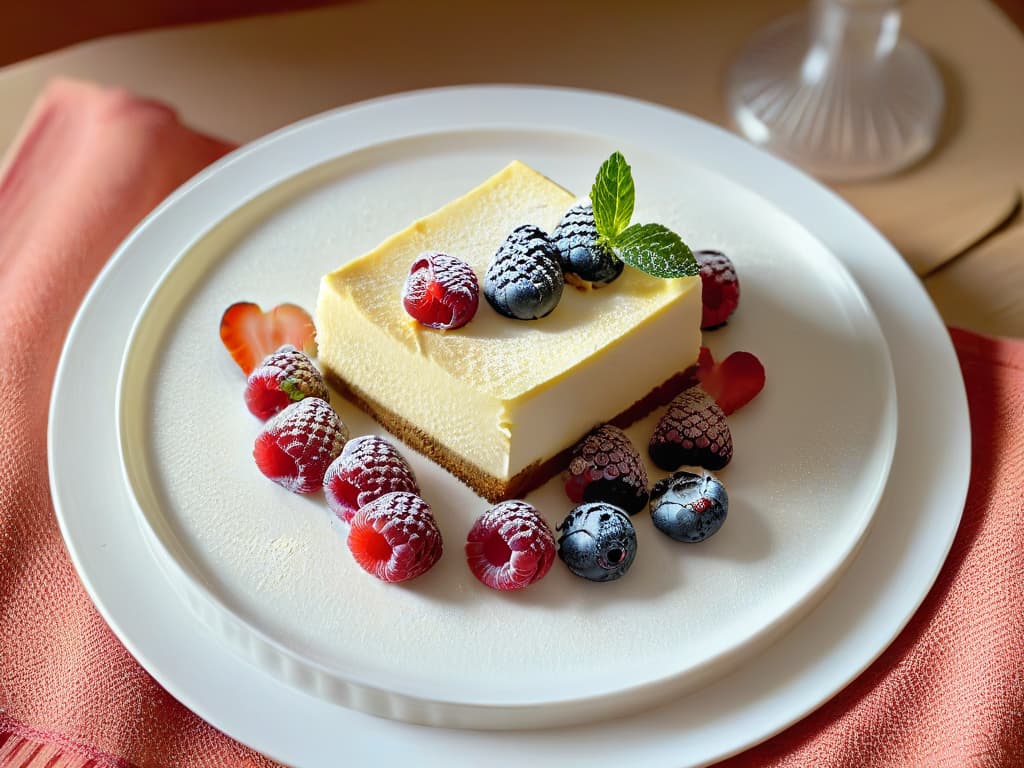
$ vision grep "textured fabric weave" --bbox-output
[0,79,272,768]
[711,334,1024,767]
[1,80,1022,768]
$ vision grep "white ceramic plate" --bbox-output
[114,120,894,728]
[50,86,968,765]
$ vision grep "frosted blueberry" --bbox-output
[551,202,624,287]
[649,470,729,543]
[556,502,637,582]
[483,224,564,320]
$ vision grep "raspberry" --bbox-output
[253,398,348,493]
[648,386,733,471]
[347,492,443,582]
[564,425,649,514]
[551,203,624,288]
[695,346,766,415]
[244,345,330,420]
[696,250,740,329]
[483,224,564,320]
[402,252,479,330]
[324,435,420,523]
[465,501,556,591]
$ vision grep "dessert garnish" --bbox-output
[695,347,766,416]
[252,397,348,494]
[551,202,624,288]
[401,252,479,330]
[347,491,443,582]
[324,435,420,523]
[648,386,733,471]
[483,224,564,320]
[556,502,638,582]
[465,500,556,591]
[564,425,649,515]
[589,152,697,279]
[244,345,329,420]
[695,250,740,329]
[220,301,317,375]
[650,470,729,543]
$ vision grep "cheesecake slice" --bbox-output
[316,161,702,502]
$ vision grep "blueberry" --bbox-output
[484,224,564,320]
[556,502,637,582]
[649,470,728,543]
[551,203,624,287]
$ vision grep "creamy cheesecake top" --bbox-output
[319,161,698,401]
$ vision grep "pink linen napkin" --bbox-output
[1,80,1021,768]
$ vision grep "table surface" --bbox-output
[1,0,1021,336]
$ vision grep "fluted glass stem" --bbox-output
[727,0,944,181]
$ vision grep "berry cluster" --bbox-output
[401,217,742,336]
[551,389,733,582]
[223,239,757,589]
[224,303,564,589]
[547,249,761,580]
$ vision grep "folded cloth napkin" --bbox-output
[1,80,1021,768]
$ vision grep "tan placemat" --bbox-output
[0,0,1020,328]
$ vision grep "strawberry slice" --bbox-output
[696,346,765,415]
[219,302,317,375]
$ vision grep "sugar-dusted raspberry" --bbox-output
[483,224,564,320]
[465,500,556,591]
[564,424,649,515]
[253,398,348,493]
[649,386,733,471]
[696,250,740,329]
[324,435,420,523]
[402,252,479,330]
[244,344,330,420]
[347,492,443,582]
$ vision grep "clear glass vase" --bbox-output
[727,0,945,181]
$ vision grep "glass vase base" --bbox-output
[727,13,945,182]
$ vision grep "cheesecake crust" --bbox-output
[324,365,699,503]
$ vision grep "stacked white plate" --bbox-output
[50,87,968,767]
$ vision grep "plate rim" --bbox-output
[48,84,968,767]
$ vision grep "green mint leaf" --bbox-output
[590,152,635,241]
[613,223,698,278]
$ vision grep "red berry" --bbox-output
[649,386,733,471]
[564,425,649,515]
[466,500,555,591]
[253,398,348,493]
[402,252,479,330]
[348,492,443,582]
[220,301,317,375]
[696,250,740,329]
[696,346,766,415]
[324,436,420,523]
[244,345,330,420]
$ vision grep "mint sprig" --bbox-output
[589,152,697,279]
[614,223,695,278]
[591,152,635,241]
